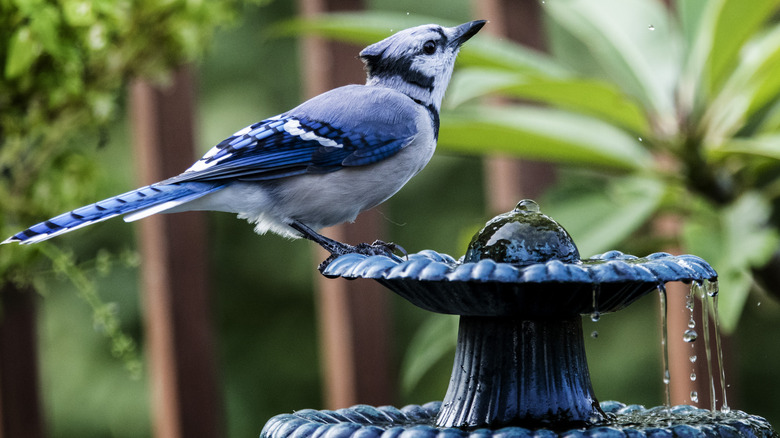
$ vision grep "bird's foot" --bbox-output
[318,240,406,272]
[290,221,407,272]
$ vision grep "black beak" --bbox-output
[452,20,486,47]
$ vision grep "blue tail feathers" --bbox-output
[3,182,224,245]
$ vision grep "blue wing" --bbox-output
[2,85,422,244]
[167,85,419,184]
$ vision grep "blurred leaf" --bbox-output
[5,26,41,79]
[400,314,458,395]
[439,105,652,171]
[544,0,681,120]
[447,67,650,134]
[704,0,780,94]
[675,0,709,49]
[62,0,97,26]
[714,134,780,161]
[682,0,780,116]
[28,5,62,56]
[542,176,666,257]
[682,193,780,332]
[756,99,780,134]
[703,25,780,141]
[278,11,434,44]
[280,11,569,76]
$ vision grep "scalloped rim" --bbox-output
[323,250,718,285]
[261,402,774,438]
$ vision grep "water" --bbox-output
[708,284,730,412]
[683,329,698,343]
[602,403,770,433]
[690,280,728,412]
[658,285,671,408]
[656,279,728,412]
[695,281,717,410]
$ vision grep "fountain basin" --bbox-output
[261,402,776,438]
[322,250,717,318]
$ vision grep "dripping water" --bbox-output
[591,285,601,322]
[684,286,699,406]
[696,281,717,411]
[657,284,671,411]
[691,279,728,412]
[707,280,730,412]
[661,279,728,413]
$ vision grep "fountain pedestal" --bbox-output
[260,201,777,438]
[438,316,603,429]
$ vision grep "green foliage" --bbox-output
[40,244,143,377]
[1,0,244,375]
[296,0,780,334]
[0,0,240,226]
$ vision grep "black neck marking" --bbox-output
[410,97,440,140]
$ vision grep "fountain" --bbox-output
[260,200,777,438]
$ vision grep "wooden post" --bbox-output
[474,0,556,212]
[0,283,44,438]
[130,67,222,438]
[299,0,395,409]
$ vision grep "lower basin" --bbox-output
[261,402,776,438]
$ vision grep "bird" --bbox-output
[3,20,486,260]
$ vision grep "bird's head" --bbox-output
[360,20,485,111]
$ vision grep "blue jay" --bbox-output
[3,20,485,260]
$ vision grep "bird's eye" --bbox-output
[422,40,437,55]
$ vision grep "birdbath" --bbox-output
[261,200,776,438]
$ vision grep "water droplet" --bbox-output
[663,370,670,384]
[591,330,599,338]
[757,301,762,307]
[590,311,601,322]
[514,199,540,213]
[690,355,697,363]
[688,318,696,329]
[690,372,697,381]
[706,280,719,297]
[406,11,410,15]
[638,137,643,142]
[683,329,698,343]
[690,391,698,403]
[648,25,655,31]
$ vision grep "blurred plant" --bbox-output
[290,0,780,335]
[1,0,246,369]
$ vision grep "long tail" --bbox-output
[3,182,225,245]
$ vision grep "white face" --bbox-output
[406,28,461,106]
[360,24,467,108]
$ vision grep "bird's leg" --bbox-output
[290,220,405,271]
[290,220,353,255]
